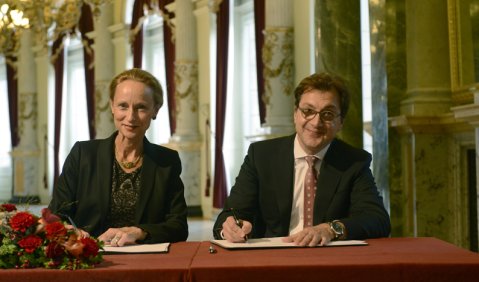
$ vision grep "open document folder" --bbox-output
[211,237,367,249]
[102,243,170,254]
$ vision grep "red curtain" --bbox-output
[6,57,19,148]
[254,0,266,125]
[52,35,65,190]
[212,0,230,209]
[79,3,96,140]
[131,0,177,135]
[131,0,150,68]
[159,0,176,135]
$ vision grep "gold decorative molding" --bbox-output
[95,79,112,123]
[18,92,37,137]
[174,60,199,113]
[262,28,294,105]
[208,0,223,13]
[451,83,477,106]
[447,0,461,91]
[447,0,477,105]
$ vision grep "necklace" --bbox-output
[115,147,143,169]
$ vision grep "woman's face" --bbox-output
[110,79,159,141]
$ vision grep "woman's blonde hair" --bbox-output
[109,68,163,109]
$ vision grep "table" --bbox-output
[189,237,479,282]
[0,242,200,282]
[1,238,478,282]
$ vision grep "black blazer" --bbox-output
[49,132,188,243]
[213,135,390,239]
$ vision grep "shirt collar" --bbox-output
[294,134,330,160]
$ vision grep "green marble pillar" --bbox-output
[315,0,363,148]
[369,0,390,213]
[389,0,458,244]
[405,0,452,242]
[385,0,408,237]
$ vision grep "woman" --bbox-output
[49,68,188,246]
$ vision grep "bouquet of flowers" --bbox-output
[0,203,103,270]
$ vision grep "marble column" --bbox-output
[261,0,295,138]
[368,0,390,213]
[10,30,40,204]
[193,0,215,218]
[385,0,408,237]
[389,0,457,243]
[92,3,116,139]
[315,0,363,148]
[452,90,479,251]
[167,0,202,217]
[33,42,51,203]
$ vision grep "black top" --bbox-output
[49,132,188,243]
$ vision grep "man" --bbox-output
[213,72,390,246]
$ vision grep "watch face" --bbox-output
[332,221,344,235]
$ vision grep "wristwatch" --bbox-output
[329,220,345,240]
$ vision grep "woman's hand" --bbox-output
[98,226,147,247]
[65,224,90,239]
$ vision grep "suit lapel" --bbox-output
[315,163,341,223]
[274,135,296,233]
[97,133,115,227]
[135,138,155,223]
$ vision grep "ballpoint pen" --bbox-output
[66,215,79,232]
[229,208,248,242]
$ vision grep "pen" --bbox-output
[230,208,248,242]
[58,212,78,232]
[66,215,78,232]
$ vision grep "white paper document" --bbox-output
[211,237,367,249]
[102,243,170,253]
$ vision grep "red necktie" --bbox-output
[303,156,317,228]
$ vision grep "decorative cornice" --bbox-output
[451,84,477,106]
[451,102,479,127]
[389,114,472,134]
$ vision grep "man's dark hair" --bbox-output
[293,72,350,120]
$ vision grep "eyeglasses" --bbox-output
[298,107,341,122]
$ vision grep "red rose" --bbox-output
[0,203,16,212]
[18,235,43,253]
[45,222,67,240]
[45,241,65,258]
[9,212,37,232]
[41,208,61,224]
[80,237,100,258]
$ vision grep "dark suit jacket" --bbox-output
[49,132,188,243]
[213,135,390,239]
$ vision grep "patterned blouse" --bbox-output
[106,160,142,228]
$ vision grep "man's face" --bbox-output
[293,89,343,155]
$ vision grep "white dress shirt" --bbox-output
[288,135,330,235]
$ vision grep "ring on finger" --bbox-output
[111,235,120,243]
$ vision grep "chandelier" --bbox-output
[0,0,111,60]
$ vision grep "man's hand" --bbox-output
[221,216,252,242]
[98,226,147,247]
[283,223,335,247]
